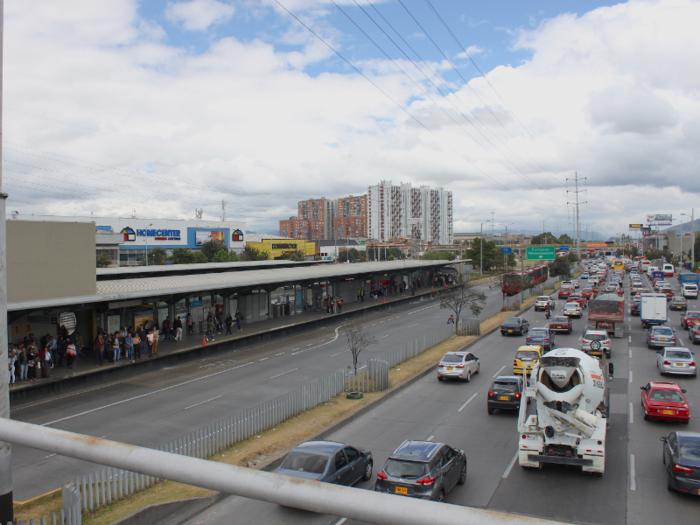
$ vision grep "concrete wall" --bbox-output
[8,221,96,303]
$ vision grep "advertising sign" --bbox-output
[58,312,77,335]
[629,224,643,230]
[500,247,513,254]
[195,230,226,246]
[646,214,672,225]
[526,246,556,260]
[133,310,153,329]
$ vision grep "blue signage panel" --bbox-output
[559,245,570,251]
[500,247,513,254]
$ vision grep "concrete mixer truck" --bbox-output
[518,348,614,475]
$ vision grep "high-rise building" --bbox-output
[367,181,453,245]
[334,194,367,238]
[280,198,336,241]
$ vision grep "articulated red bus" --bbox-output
[502,264,549,296]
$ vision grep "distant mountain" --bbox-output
[504,229,605,241]
[662,218,700,234]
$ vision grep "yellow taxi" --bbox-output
[513,345,544,376]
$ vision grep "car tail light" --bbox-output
[664,361,671,366]
[674,464,694,473]
[672,336,676,342]
[416,474,436,485]
[514,359,518,366]
[376,471,388,480]
[488,391,494,397]
[690,362,696,367]
[543,338,550,343]
[456,364,465,369]
[515,392,521,399]
[438,364,444,368]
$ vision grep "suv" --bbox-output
[582,330,611,358]
[534,296,555,312]
[683,284,699,299]
[375,440,467,502]
[437,351,480,382]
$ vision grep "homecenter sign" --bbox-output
[136,229,181,241]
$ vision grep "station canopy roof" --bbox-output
[10,260,468,312]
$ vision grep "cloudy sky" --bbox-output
[4,0,698,237]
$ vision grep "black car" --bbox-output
[630,297,641,316]
[375,440,466,502]
[661,431,700,494]
[277,440,373,485]
[487,376,524,414]
[500,317,529,336]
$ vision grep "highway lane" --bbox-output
[11,281,507,501]
[186,266,700,525]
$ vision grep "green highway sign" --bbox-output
[526,246,556,260]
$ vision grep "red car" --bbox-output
[681,311,700,330]
[640,382,690,423]
[558,287,572,299]
[581,287,594,299]
[568,294,587,308]
[548,315,572,334]
[661,289,675,299]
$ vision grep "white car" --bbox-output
[683,284,699,299]
[563,302,583,318]
[571,280,580,289]
[582,330,611,358]
[534,296,555,311]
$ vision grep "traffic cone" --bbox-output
[202,334,207,346]
[383,296,386,304]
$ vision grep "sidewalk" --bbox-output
[10,285,441,392]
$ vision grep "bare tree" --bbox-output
[439,279,487,327]
[342,321,378,375]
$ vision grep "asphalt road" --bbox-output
[10,280,507,501]
[184,266,700,525]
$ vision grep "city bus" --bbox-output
[612,259,624,272]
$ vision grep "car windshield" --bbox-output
[505,318,521,323]
[653,328,673,336]
[280,452,328,474]
[493,381,519,392]
[680,438,700,460]
[666,350,692,359]
[441,354,464,363]
[384,459,427,479]
[565,303,579,308]
[516,351,540,360]
[649,389,684,403]
[552,317,568,323]
[530,329,548,336]
[585,334,608,341]
[686,312,700,318]
[537,297,550,301]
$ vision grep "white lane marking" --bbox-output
[378,335,389,340]
[502,451,519,479]
[275,352,285,356]
[42,362,255,426]
[629,323,631,330]
[407,323,419,328]
[492,365,506,378]
[628,336,632,343]
[183,394,224,411]
[578,335,583,342]
[427,435,435,441]
[629,348,633,359]
[334,519,347,525]
[371,324,377,327]
[292,326,342,355]
[629,403,634,424]
[271,368,298,379]
[331,349,348,356]
[630,454,637,491]
[458,393,478,412]
[629,371,633,383]
[258,358,268,361]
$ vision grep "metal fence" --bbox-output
[14,483,82,525]
[454,318,480,336]
[345,357,389,392]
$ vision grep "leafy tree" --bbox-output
[465,238,501,270]
[169,248,197,264]
[342,321,377,377]
[240,245,270,261]
[548,256,571,277]
[279,249,307,261]
[439,278,487,327]
[557,234,574,245]
[96,254,112,268]
[530,232,558,245]
[201,241,227,262]
[212,249,238,263]
[338,248,360,263]
[193,250,208,263]
[147,247,168,265]
[388,247,405,260]
[421,250,456,261]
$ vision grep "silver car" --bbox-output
[656,347,696,376]
[647,326,676,349]
[437,351,480,382]
[563,302,582,318]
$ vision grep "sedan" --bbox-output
[558,287,573,299]
[681,311,700,330]
[534,296,555,312]
[277,441,373,485]
[375,440,466,502]
[630,298,641,316]
[487,376,524,414]
[500,317,529,336]
[657,347,697,377]
[661,431,700,494]
[669,296,688,312]
[641,381,690,423]
[568,294,587,308]
[581,272,590,279]
[526,327,555,351]
[437,351,480,382]
[690,322,700,345]
[563,302,583,318]
[647,326,676,349]
[548,315,572,334]
[581,287,595,299]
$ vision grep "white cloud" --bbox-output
[165,0,235,31]
[3,0,700,238]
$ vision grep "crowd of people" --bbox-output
[8,327,83,384]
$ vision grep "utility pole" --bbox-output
[0,1,13,521]
[567,172,586,261]
[692,208,696,269]
[491,210,495,241]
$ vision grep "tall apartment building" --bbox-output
[280,198,336,241]
[367,181,453,245]
[334,194,367,238]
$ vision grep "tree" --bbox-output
[96,254,112,268]
[548,256,571,277]
[169,248,197,264]
[530,232,558,245]
[557,234,574,245]
[201,241,227,262]
[465,238,500,270]
[439,279,487,327]
[279,249,307,261]
[212,249,239,263]
[147,247,168,265]
[240,245,270,261]
[338,248,360,263]
[420,250,456,261]
[193,250,208,263]
[342,321,377,376]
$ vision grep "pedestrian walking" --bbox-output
[447,315,455,324]
[234,309,244,332]
[162,317,171,342]
[8,347,16,386]
[225,314,233,335]
[360,288,365,302]
[206,317,216,341]
[174,316,183,342]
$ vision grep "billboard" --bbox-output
[646,214,672,225]
[195,230,226,246]
[628,224,643,230]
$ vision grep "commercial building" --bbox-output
[367,181,453,245]
[245,234,316,260]
[10,214,246,266]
